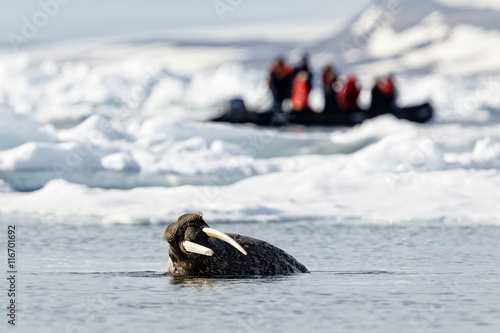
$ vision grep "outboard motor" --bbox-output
[225,98,247,122]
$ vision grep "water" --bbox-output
[4,217,499,332]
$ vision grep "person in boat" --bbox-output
[322,64,340,113]
[269,57,294,111]
[370,75,397,115]
[384,74,396,104]
[289,53,314,112]
[291,71,312,112]
[370,77,386,115]
[292,53,313,90]
[337,75,361,112]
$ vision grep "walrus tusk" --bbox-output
[203,227,247,255]
[183,241,214,256]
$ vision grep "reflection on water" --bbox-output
[168,275,291,289]
[331,270,398,275]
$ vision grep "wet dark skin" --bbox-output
[164,213,309,277]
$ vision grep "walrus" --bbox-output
[163,212,309,276]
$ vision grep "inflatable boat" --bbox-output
[211,98,433,127]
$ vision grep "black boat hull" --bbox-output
[211,98,433,127]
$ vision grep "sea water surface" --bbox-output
[4,216,499,333]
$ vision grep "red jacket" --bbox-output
[291,73,311,111]
[322,67,336,89]
[269,63,294,85]
[337,76,360,111]
[380,77,395,102]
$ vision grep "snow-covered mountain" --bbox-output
[315,0,500,75]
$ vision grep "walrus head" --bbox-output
[163,212,247,275]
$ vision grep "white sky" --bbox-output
[0,0,371,45]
